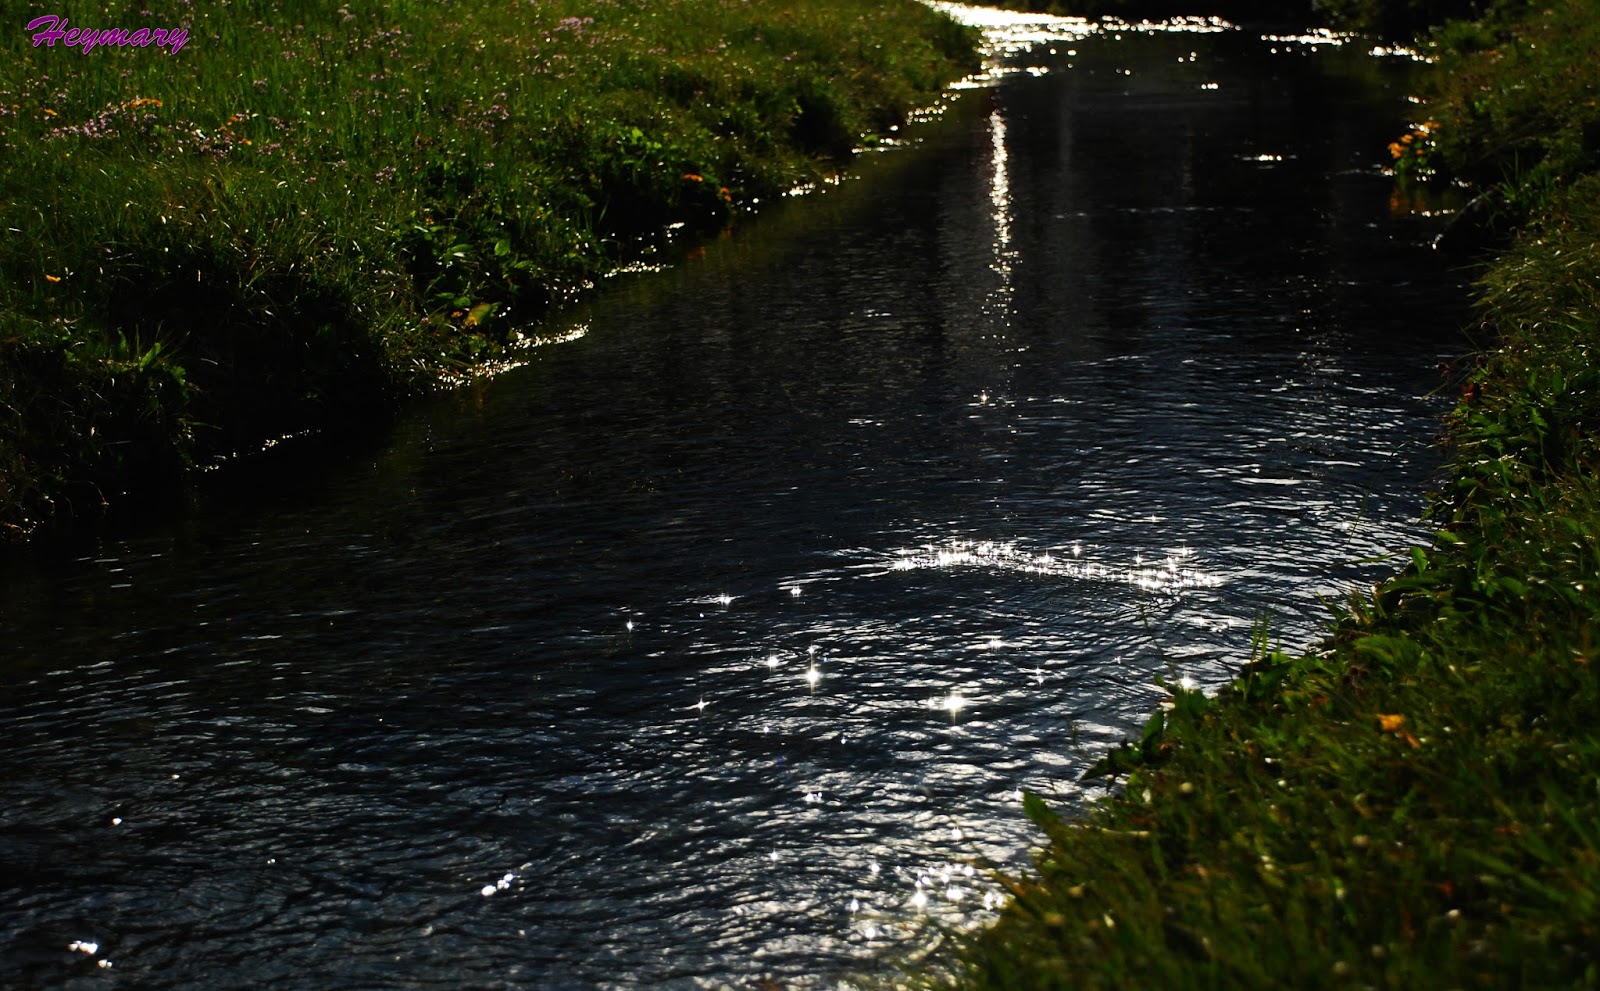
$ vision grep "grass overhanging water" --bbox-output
[0,0,978,539]
[933,1,1600,987]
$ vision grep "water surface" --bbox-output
[1,16,1464,990]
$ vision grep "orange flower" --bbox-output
[45,274,62,283]
[1377,713,1421,748]
[682,173,703,182]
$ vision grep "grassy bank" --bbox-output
[0,0,977,540]
[937,2,1600,987]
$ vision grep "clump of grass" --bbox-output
[934,2,1600,987]
[0,311,197,535]
[0,0,979,537]
[1475,174,1600,340]
[1423,0,1600,222]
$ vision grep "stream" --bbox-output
[0,10,1466,989]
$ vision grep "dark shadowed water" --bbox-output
[1,14,1465,990]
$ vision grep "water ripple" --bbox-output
[0,26,1465,991]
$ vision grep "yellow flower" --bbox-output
[1377,713,1421,747]
[45,274,62,283]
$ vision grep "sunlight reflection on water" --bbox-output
[883,538,1220,593]
[0,14,1466,990]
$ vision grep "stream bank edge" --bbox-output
[0,0,980,544]
[934,1,1600,986]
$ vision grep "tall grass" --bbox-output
[0,0,978,537]
[1425,0,1600,222]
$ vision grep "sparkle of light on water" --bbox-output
[0,14,1464,990]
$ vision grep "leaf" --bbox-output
[1171,685,1209,720]
[1139,709,1166,751]
[1022,790,1074,847]
[1022,791,1059,830]
[1495,576,1529,598]
[1081,746,1134,782]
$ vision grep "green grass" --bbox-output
[0,0,978,538]
[1423,0,1600,222]
[934,2,1600,987]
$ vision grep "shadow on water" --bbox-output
[0,21,1467,991]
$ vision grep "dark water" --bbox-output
[1,16,1463,990]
